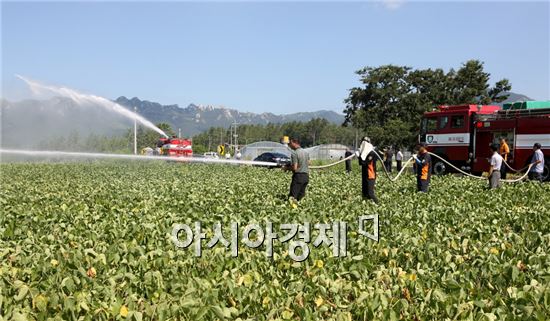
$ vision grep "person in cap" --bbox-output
[528,143,545,182]
[358,137,378,203]
[414,143,432,192]
[488,143,503,189]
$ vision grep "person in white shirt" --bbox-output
[488,143,503,189]
[528,143,545,182]
[396,149,404,172]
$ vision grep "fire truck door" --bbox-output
[474,131,493,172]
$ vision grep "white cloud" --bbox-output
[382,0,405,10]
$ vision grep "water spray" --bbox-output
[15,75,169,138]
[0,149,279,167]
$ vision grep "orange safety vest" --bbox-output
[368,160,376,180]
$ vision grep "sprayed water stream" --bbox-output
[16,75,169,138]
[0,149,278,167]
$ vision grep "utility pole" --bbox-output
[133,106,137,155]
[178,128,181,138]
[232,121,238,152]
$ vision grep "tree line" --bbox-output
[191,118,366,153]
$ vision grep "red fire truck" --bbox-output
[419,102,550,180]
[157,137,193,157]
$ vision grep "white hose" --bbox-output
[427,152,533,183]
[310,149,413,182]
[503,159,530,173]
[308,149,534,184]
[372,152,415,182]
[309,153,356,169]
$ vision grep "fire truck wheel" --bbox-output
[543,157,550,182]
[433,160,448,175]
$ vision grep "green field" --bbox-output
[1,162,549,320]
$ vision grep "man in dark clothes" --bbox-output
[414,143,432,192]
[385,147,394,173]
[344,148,353,173]
[358,137,378,203]
[285,138,310,201]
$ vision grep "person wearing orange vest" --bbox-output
[414,143,432,193]
[358,137,378,203]
[499,137,510,179]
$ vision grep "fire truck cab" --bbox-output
[419,104,500,175]
[419,103,550,180]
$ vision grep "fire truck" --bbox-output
[419,101,550,180]
[157,137,193,157]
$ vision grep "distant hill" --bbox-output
[493,92,534,106]
[114,96,345,136]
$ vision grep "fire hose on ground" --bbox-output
[425,152,534,183]
[309,150,534,183]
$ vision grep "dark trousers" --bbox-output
[362,179,378,203]
[385,161,392,173]
[289,173,309,201]
[500,164,507,179]
[417,177,430,192]
[361,166,378,203]
[528,171,543,182]
[345,160,352,173]
[396,160,402,172]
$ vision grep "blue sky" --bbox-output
[2,1,549,114]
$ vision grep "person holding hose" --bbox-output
[414,143,432,192]
[285,138,310,201]
[499,137,510,179]
[488,143,503,189]
[358,137,378,203]
[528,143,545,182]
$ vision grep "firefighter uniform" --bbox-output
[415,152,432,192]
[359,151,378,203]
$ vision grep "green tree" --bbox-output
[344,60,511,148]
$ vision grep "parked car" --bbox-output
[254,152,291,168]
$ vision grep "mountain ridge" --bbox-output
[114,96,345,136]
